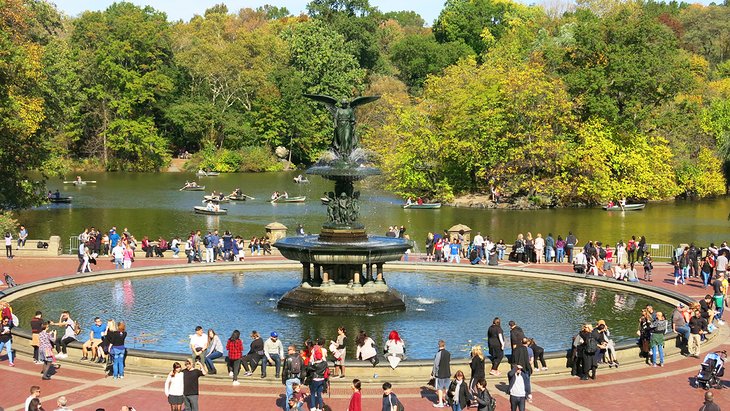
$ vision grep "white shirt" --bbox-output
[385,339,405,355]
[510,372,526,397]
[25,395,37,411]
[112,244,125,259]
[473,235,484,247]
[717,255,728,272]
[264,338,284,359]
[62,319,76,339]
[164,372,184,396]
[575,252,587,265]
[190,333,207,349]
[534,237,545,250]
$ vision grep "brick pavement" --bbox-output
[0,255,728,411]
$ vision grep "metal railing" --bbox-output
[68,236,80,255]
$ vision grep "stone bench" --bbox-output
[12,236,61,257]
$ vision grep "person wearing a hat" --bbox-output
[264,331,285,379]
[306,347,328,411]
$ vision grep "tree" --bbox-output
[71,2,174,170]
[433,0,541,56]
[389,34,473,91]
[555,5,694,130]
[680,5,730,69]
[172,8,287,149]
[0,0,51,208]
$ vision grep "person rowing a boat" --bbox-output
[619,198,626,211]
[231,188,242,197]
[54,189,61,199]
[282,191,289,199]
[405,197,413,206]
[607,200,615,209]
[271,191,280,201]
[76,176,82,184]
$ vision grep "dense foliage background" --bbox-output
[2,0,730,209]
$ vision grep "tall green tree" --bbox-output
[71,2,174,170]
[0,0,51,208]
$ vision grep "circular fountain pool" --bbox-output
[10,268,672,359]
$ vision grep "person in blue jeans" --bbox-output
[307,349,327,411]
[204,329,223,374]
[108,321,127,379]
[650,312,668,367]
[0,317,14,366]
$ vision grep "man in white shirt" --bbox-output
[53,396,73,411]
[112,242,125,270]
[573,250,588,275]
[25,385,41,411]
[189,326,208,362]
[472,232,484,259]
[716,250,728,276]
[263,331,284,378]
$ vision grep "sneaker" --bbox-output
[9,362,14,367]
[244,372,252,376]
[80,356,88,361]
[232,380,240,385]
[229,371,234,377]
[718,320,725,325]
[542,367,548,371]
[433,403,444,408]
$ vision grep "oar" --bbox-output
[243,194,256,200]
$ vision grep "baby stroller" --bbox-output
[695,350,726,390]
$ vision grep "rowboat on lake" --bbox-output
[271,196,306,204]
[193,206,227,215]
[602,203,646,211]
[179,185,205,191]
[196,170,220,177]
[293,175,309,184]
[49,196,73,203]
[203,195,230,203]
[63,180,97,185]
[403,203,441,209]
[227,194,254,201]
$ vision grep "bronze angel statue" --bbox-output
[304,94,380,158]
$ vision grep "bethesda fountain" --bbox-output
[274,94,411,314]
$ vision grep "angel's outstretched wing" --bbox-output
[349,95,380,108]
[304,94,338,115]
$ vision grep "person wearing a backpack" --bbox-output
[52,311,77,359]
[381,382,404,411]
[578,324,598,380]
[283,344,303,411]
[203,232,214,263]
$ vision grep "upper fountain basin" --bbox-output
[274,235,411,265]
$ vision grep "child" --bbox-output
[289,382,308,411]
[643,252,653,282]
[382,382,400,411]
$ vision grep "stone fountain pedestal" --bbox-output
[275,233,411,314]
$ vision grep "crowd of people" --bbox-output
[69,225,276,273]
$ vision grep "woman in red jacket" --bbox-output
[347,378,361,411]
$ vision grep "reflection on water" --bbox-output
[10,270,672,359]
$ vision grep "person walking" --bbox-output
[0,316,14,366]
[347,378,362,411]
[447,370,472,411]
[432,339,452,408]
[381,382,400,411]
[688,309,708,358]
[306,348,328,411]
[487,318,505,376]
[699,391,722,411]
[468,346,485,392]
[282,344,303,411]
[182,359,206,411]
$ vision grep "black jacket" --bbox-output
[473,388,495,411]
[511,345,532,374]
[447,379,472,408]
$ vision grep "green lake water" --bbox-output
[14,171,730,251]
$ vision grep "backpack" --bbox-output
[289,355,302,375]
[599,247,607,259]
[585,334,598,354]
[389,394,404,411]
[628,242,636,251]
[72,321,81,336]
[203,236,210,247]
[642,243,649,252]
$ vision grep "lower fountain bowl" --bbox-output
[277,283,406,314]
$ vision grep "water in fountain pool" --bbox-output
[10,269,672,359]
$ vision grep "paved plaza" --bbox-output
[0,255,727,411]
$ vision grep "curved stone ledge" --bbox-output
[2,261,710,383]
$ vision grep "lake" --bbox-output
[15,171,730,251]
